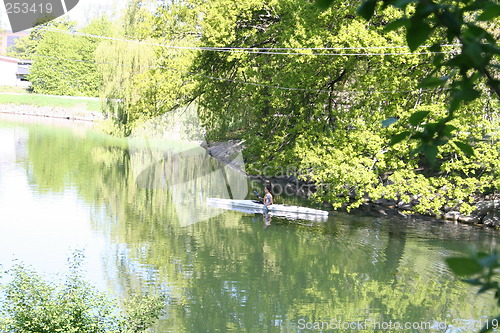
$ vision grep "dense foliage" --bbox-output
[17,17,111,97]
[362,0,500,164]
[7,0,499,214]
[188,0,499,214]
[0,250,165,332]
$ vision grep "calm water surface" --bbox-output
[1,117,500,332]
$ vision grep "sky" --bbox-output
[1,0,120,31]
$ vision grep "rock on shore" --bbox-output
[443,201,500,227]
[203,140,500,228]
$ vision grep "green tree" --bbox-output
[188,0,499,213]
[6,22,53,59]
[96,0,200,134]
[28,16,112,97]
[96,0,158,134]
[7,35,36,59]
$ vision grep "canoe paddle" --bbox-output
[253,190,264,204]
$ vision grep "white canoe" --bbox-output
[206,198,329,222]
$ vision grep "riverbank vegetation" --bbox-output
[0,250,165,332]
[7,0,499,217]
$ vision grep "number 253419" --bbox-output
[5,2,53,14]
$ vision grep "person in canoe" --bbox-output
[261,186,273,206]
[253,186,273,206]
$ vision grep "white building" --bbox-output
[0,55,31,87]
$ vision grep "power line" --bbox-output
[40,27,459,57]
[34,54,444,95]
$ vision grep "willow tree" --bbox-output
[95,0,157,135]
[96,0,201,135]
[130,0,201,119]
[96,39,156,133]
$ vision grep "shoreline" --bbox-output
[0,103,104,122]
[3,104,498,229]
[204,139,500,229]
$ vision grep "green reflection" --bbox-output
[2,119,500,332]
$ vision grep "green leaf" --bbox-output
[449,93,462,112]
[423,144,438,164]
[434,139,448,146]
[316,0,335,10]
[406,20,432,51]
[382,117,398,128]
[393,0,415,8]
[484,44,500,56]
[357,0,378,20]
[446,257,483,276]
[477,4,500,21]
[442,124,457,137]
[441,11,462,35]
[432,53,445,67]
[418,76,446,89]
[409,111,430,126]
[446,54,467,68]
[414,1,440,16]
[465,23,492,41]
[461,86,481,102]
[462,278,482,286]
[383,18,408,32]
[390,131,410,145]
[463,41,485,68]
[454,141,474,156]
[429,43,442,53]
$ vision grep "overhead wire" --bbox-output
[39,27,460,56]
[34,54,445,95]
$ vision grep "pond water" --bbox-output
[1,117,500,332]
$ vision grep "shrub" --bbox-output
[0,250,165,333]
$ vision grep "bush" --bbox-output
[0,250,165,333]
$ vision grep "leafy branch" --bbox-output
[446,251,500,333]
[318,0,499,163]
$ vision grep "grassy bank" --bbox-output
[0,91,101,112]
[0,86,27,93]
